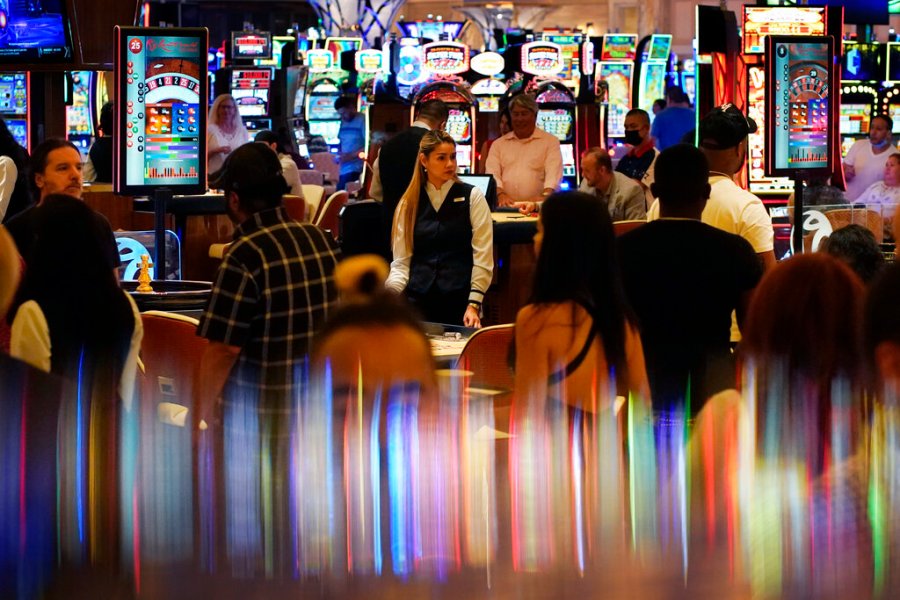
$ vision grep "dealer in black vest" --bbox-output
[385,130,493,328]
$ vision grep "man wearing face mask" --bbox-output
[647,104,776,272]
[843,114,899,201]
[615,108,659,196]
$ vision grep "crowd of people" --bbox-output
[5,84,900,595]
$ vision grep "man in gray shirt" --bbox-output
[578,146,646,221]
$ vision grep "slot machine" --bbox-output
[680,59,696,106]
[230,68,274,131]
[880,43,900,148]
[534,81,578,189]
[543,31,582,94]
[413,41,476,173]
[839,41,881,157]
[635,34,673,122]
[742,5,827,197]
[0,72,30,151]
[66,71,104,158]
[595,34,637,146]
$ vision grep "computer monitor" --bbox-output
[457,174,498,210]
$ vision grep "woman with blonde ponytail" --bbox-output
[385,130,493,327]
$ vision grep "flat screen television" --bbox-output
[114,26,208,195]
[0,0,76,63]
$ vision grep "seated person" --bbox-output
[83,102,113,183]
[579,146,646,221]
[254,130,304,199]
[856,153,900,240]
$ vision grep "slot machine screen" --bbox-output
[766,36,833,175]
[887,43,900,82]
[889,104,900,133]
[0,73,27,114]
[307,93,340,121]
[114,27,208,195]
[842,42,883,81]
[231,32,272,61]
[600,35,638,61]
[231,69,272,117]
[477,96,499,112]
[841,136,857,158]
[536,109,573,142]
[743,7,826,55]
[445,108,472,143]
[308,120,341,146]
[5,119,27,149]
[840,104,871,135]
[639,61,668,118]
[455,144,472,169]
[560,144,575,166]
[597,62,633,137]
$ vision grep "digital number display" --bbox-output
[115,27,208,194]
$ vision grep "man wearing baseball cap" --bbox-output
[198,141,341,406]
[648,103,776,272]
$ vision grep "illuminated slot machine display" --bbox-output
[535,82,578,189]
[114,27,207,193]
[230,68,273,131]
[742,5,826,197]
[397,20,466,44]
[355,49,386,112]
[394,38,427,102]
[839,41,880,158]
[680,59,696,105]
[0,72,30,151]
[66,71,98,158]
[879,43,900,147]
[595,34,637,144]
[413,41,476,173]
[635,34,672,122]
[543,32,582,93]
[305,49,343,149]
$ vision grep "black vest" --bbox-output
[407,181,474,295]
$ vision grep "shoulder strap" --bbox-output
[547,320,598,386]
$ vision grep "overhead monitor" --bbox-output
[765,36,834,175]
[231,31,272,61]
[0,0,75,63]
[842,42,884,82]
[114,26,208,195]
[647,34,672,61]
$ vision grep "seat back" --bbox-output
[338,199,385,257]
[613,220,646,236]
[282,194,307,222]
[455,324,516,401]
[83,190,135,231]
[309,152,339,186]
[302,184,325,221]
[298,170,326,186]
[315,191,350,238]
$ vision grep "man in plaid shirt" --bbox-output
[197,142,340,407]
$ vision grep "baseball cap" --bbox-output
[208,141,287,193]
[253,129,279,145]
[699,103,758,150]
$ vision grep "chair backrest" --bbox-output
[302,184,325,221]
[613,220,646,236]
[282,194,307,222]
[455,324,515,400]
[298,169,326,186]
[338,199,385,257]
[140,311,207,407]
[309,152,339,185]
[315,191,350,238]
[824,208,884,244]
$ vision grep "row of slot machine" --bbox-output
[0,70,108,158]
[839,41,900,158]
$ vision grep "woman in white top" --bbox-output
[207,94,250,175]
[856,153,900,240]
[385,130,493,327]
[10,195,142,405]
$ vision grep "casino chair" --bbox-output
[309,152,340,188]
[282,194,307,222]
[302,184,326,221]
[455,324,516,410]
[298,170,326,186]
[613,220,647,237]
[137,311,209,562]
[315,190,350,239]
[824,208,885,244]
[338,199,383,257]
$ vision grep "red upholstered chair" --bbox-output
[282,194,307,222]
[314,190,350,239]
[455,324,516,403]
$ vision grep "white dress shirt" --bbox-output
[386,178,493,303]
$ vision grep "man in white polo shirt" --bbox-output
[486,93,562,210]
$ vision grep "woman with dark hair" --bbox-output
[10,194,141,401]
[0,115,31,223]
[386,130,493,327]
[514,191,649,408]
[821,223,885,284]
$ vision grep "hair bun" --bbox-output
[334,254,390,303]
